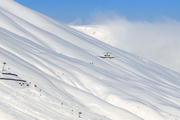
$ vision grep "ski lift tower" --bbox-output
[2,62,6,72]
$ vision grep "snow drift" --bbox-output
[0,0,180,120]
[71,18,180,73]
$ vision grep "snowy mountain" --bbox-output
[70,25,108,44]
[70,22,180,73]
[0,0,180,120]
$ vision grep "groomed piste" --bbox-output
[0,0,180,120]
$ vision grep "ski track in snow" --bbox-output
[0,0,180,120]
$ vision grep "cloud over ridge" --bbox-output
[71,13,180,72]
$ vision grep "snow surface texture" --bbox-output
[0,0,180,120]
[70,21,180,73]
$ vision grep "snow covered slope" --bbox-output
[0,0,180,120]
[70,25,108,44]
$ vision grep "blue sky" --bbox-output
[14,0,180,24]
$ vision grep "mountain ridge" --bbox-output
[0,1,180,120]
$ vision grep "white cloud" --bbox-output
[79,13,180,72]
[69,17,83,25]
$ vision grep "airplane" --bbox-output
[98,52,115,59]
